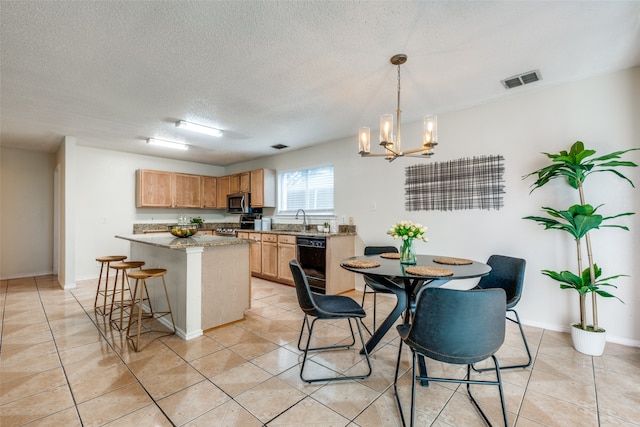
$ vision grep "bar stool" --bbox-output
[126,268,176,351]
[109,260,145,331]
[94,255,127,316]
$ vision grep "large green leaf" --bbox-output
[523,142,639,190]
[542,265,626,302]
[524,204,603,239]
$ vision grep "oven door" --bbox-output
[297,237,326,294]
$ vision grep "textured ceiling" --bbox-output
[1,1,639,166]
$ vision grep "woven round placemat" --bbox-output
[405,266,454,277]
[343,259,381,268]
[433,256,472,265]
[380,252,400,259]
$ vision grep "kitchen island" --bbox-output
[116,233,251,340]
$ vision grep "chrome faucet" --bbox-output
[295,209,307,229]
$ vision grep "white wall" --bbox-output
[1,67,638,345]
[227,68,640,346]
[73,147,226,280]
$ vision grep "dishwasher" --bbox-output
[296,236,327,294]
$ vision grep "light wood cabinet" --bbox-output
[229,174,240,194]
[216,175,230,208]
[136,170,203,208]
[240,172,251,192]
[237,231,261,275]
[325,235,356,294]
[172,173,201,208]
[201,176,217,208]
[137,168,273,210]
[277,235,297,284]
[136,169,172,207]
[248,232,262,275]
[229,172,250,194]
[261,234,278,278]
[250,168,275,208]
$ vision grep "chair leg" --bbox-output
[297,315,372,383]
[397,351,507,427]
[473,308,532,372]
[360,285,375,336]
[393,340,409,427]
[466,356,508,427]
[504,308,532,369]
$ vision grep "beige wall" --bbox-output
[0,147,56,278]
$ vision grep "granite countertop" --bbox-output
[116,233,252,250]
[246,229,357,237]
[133,223,357,237]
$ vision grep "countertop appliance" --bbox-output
[227,192,251,214]
[296,236,327,294]
[240,213,262,230]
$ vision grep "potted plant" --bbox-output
[190,216,204,225]
[523,141,637,355]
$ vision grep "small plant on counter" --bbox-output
[190,217,204,225]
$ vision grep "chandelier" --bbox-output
[358,54,438,162]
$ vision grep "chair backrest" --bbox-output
[407,287,506,365]
[363,246,399,289]
[364,246,398,256]
[290,259,320,316]
[477,255,526,307]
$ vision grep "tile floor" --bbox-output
[1,275,638,426]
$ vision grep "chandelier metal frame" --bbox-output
[359,54,438,162]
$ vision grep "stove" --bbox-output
[214,228,238,237]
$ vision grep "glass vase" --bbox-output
[400,238,417,264]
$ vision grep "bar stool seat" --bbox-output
[109,261,145,331]
[126,268,176,351]
[94,255,127,316]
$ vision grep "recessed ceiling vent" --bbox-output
[271,144,288,150]
[501,70,542,89]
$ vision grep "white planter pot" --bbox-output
[570,324,606,356]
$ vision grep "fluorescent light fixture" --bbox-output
[147,138,189,150]
[176,120,223,137]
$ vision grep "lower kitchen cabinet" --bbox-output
[277,235,297,284]
[249,232,262,275]
[238,231,354,293]
[261,234,278,279]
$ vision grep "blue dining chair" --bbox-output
[360,245,398,334]
[393,287,508,427]
[290,260,372,383]
[473,254,532,371]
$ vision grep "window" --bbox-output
[278,165,334,215]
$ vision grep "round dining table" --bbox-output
[340,254,492,354]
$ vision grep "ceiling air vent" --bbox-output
[501,70,542,89]
[271,144,288,150]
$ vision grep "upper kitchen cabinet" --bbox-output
[229,172,250,194]
[172,173,202,208]
[201,176,217,208]
[136,169,172,207]
[250,169,275,208]
[216,175,230,208]
[136,169,202,208]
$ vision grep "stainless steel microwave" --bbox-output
[227,192,251,214]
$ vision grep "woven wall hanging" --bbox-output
[405,155,505,211]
